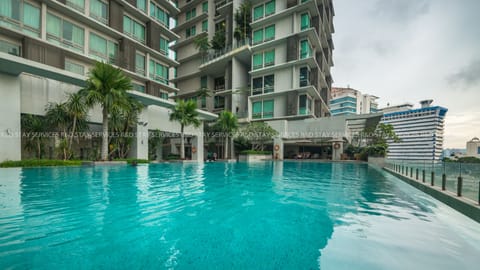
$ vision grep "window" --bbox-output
[214,96,225,109]
[149,59,169,85]
[200,76,208,89]
[264,50,275,66]
[89,32,118,63]
[66,0,85,12]
[264,75,274,93]
[202,2,208,13]
[253,53,263,69]
[300,39,312,59]
[90,0,108,24]
[252,78,263,95]
[301,13,310,30]
[299,94,309,115]
[202,20,208,32]
[252,100,274,119]
[65,59,85,75]
[47,13,85,52]
[253,29,263,44]
[186,25,196,38]
[135,52,145,76]
[252,101,262,119]
[0,39,21,56]
[253,0,275,21]
[263,100,274,118]
[150,2,169,27]
[264,25,275,41]
[186,8,196,21]
[132,83,145,93]
[137,0,147,12]
[0,0,41,37]
[123,15,146,43]
[265,0,275,16]
[299,67,309,87]
[160,37,168,55]
[478,147,480,155]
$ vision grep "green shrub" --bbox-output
[114,158,150,164]
[165,154,181,160]
[0,159,83,168]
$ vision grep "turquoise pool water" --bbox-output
[0,162,479,269]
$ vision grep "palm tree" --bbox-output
[21,114,48,159]
[80,62,132,160]
[45,102,71,160]
[109,96,143,158]
[169,100,201,159]
[65,92,88,151]
[216,111,238,159]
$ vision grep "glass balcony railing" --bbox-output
[385,160,480,203]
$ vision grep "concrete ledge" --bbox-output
[93,161,128,166]
[238,154,272,162]
[384,167,480,223]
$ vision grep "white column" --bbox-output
[191,123,204,162]
[273,137,284,160]
[129,109,149,160]
[331,140,343,161]
[0,74,21,161]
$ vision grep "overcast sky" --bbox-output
[331,0,480,148]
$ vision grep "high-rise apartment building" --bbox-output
[0,0,216,162]
[381,100,448,161]
[330,87,378,116]
[173,0,334,121]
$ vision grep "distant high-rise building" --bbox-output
[466,137,480,158]
[330,87,378,116]
[381,100,448,161]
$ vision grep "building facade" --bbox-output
[0,0,216,162]
[172,0,334,121]
[466,137,480,158]
[381,100,448,161]
[330,87,378,116]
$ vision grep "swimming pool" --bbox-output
[0,162,479,269]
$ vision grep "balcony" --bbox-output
[201,38,251,65]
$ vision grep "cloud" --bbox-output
[371,0,430,22]
[447,59,480,89]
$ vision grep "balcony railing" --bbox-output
[201,38,251,64]
[385,160,480,204]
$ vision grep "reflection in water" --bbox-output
[0,162,479,269]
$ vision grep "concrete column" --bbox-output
[155,140,163,161]
[191,124,204,162]
[0,74,21,161]
[273,137,284,160]
[129,110,149,160]
[331,140,343,161]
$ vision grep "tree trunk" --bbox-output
[224,135,229,159]
[36,139,41,159]
[69,115,77,153]
[180,125,185,160]
[101,107,109,161]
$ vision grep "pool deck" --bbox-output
[384,167,480,223]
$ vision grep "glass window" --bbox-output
[265,0,275,16]
[300,39,311,59]
[137,0,146,12]
[65,59,85,75]
[149,59,169,85]
[90,0,108,24]
[264,75,274,93]
[264,25,275,41]
[160,92,169,100]
[253,5,263,21]
[252,101,262,119]
[201,95,206,108]
[150,2,169,27]
[301,13,310,30]
[186,25,196,38]
[135,53,145,76]
[123,15,145,43]
[133,83,145,93]
[214,96,225,109]
[253,29,263,44]
[0,1,40,37]
[264,50,275,66]
[160,37,168,54]
[202,2,208,13]
[263,100,274,118]
[299,67,309,87]
[46,13,84,52]
[0,39,21,56]
[66,0,85,12]
[89,32,117,63]
[299,95,307,115]
[252,77,263,95]
[253,53,263,69]
[202,20,208,32]
[186,8,196,21]
[200,76,208,88]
